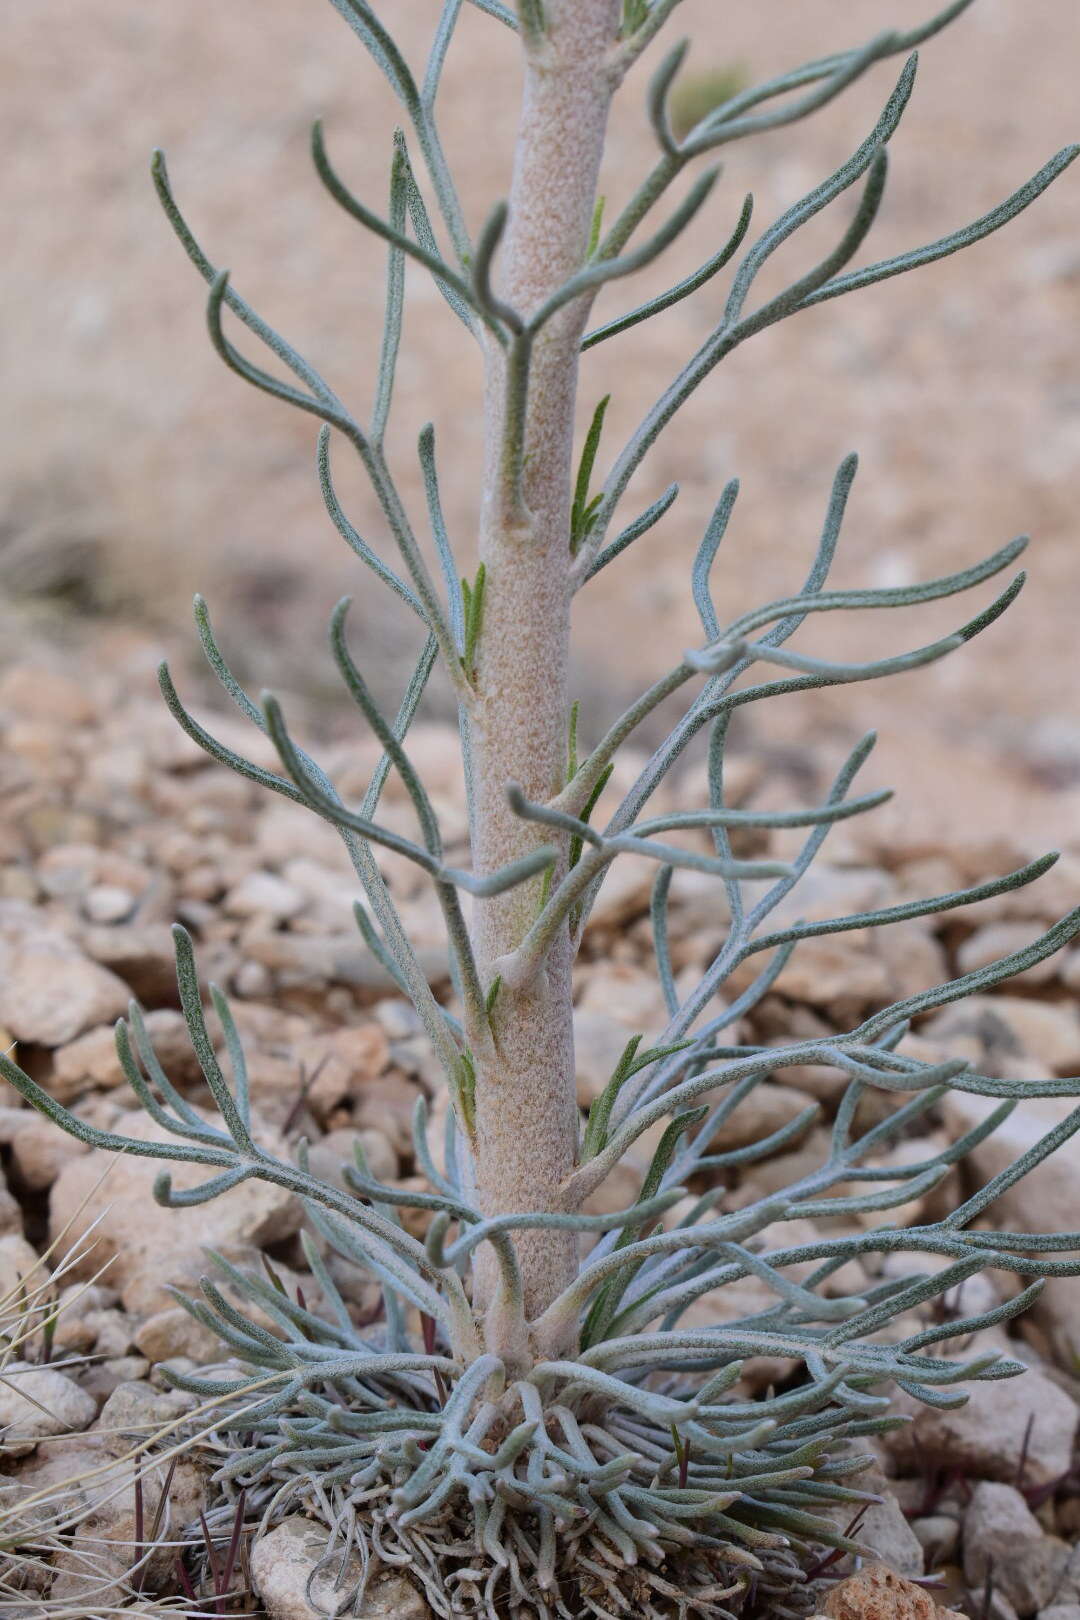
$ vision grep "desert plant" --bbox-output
[5,0,1080,1614]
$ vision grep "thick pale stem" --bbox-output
[468,0,620,1340]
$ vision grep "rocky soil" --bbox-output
[0,635,1077,1618]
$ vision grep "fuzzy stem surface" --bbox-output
[469,0,620,1342]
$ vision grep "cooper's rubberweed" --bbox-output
[6,2,1079,1615]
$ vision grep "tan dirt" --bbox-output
[2,1,1079,824]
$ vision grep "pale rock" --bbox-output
[770,930,892,1016]
[0,905,129,1046]
[574,1008,643,1106]
[9,1109,91,1187]
[923,996,1080,1076]
[233,958,274,998]
[375,999,424,1042]
[139,696,236,770]
[5,1436,104,1530]
[754,1216,868,1298]
[701,1082,817,1154]
[1050,1544,1080,1606]
[674,753,764,815]
[387,723,462,801]
[0,1103,30,1141]
[0,1233,45,1303]
[22,803,103,854]
[37,841,102,898]
[256,801,346,870]
[663,865,734,944]
[280,855,356,925]
[52,1283,121,1353]
[375,845,428,901]
[51,1007,198,1102]
[6,719,72,784]
[781,1059,855,1105]
[82,882,137,924]
[0,1170,21,1235]
[894,854,966,905]
[79,1354,151,1403]
[323,1252,385,1317]
[225,869,306,921]
[83,1306,134,1359]
[56,1280,118,1318]
[0,666,97,726]
[966,851,1080,930]
[251,1514,432,1619]
[957,922,1061,985]
[308,1023,392,1116]
[941,1090,1080,1361]
[854,1132,959,1229]
[820,1467,923,1577]
[882,1356,1078,1489]
[873,918,950,1001]
[0,864,39,903]
[1040,1610,1080,1620]
[247,927,447,993]
[963,1482,1069,1616]
[679,1273,796,1392]
[224,1004,390,1126]
[911,1513,959,1567]
[767,864,894,932]
[133,1303,222,1364]
[79,921,181,1005]
[93,1379,199,1456]
[48,1451,205,1603]
[306,1125,398,1193]
[133,1243,324,1342]
[575,961,671,1032]
[49,1105,300,1313]
[727,1127,834,1210]
[1063,950,1080,992]
[584,853,656,931]
[351,1070,423,1156]
[0,1362,97,1454]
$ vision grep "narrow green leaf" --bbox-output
[518,0,545,41]
[582,1035,644,1162]
[587,195,606,260]
[462,562,486,676]
[583,1106,709,1345]
[570,395,611,553]
[567,699,581,783]
[569,761,614,873]
[454,1049,477,1138]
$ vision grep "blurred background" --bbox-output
[2,0,1079,846]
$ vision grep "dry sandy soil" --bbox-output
[2,0,1080,831]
